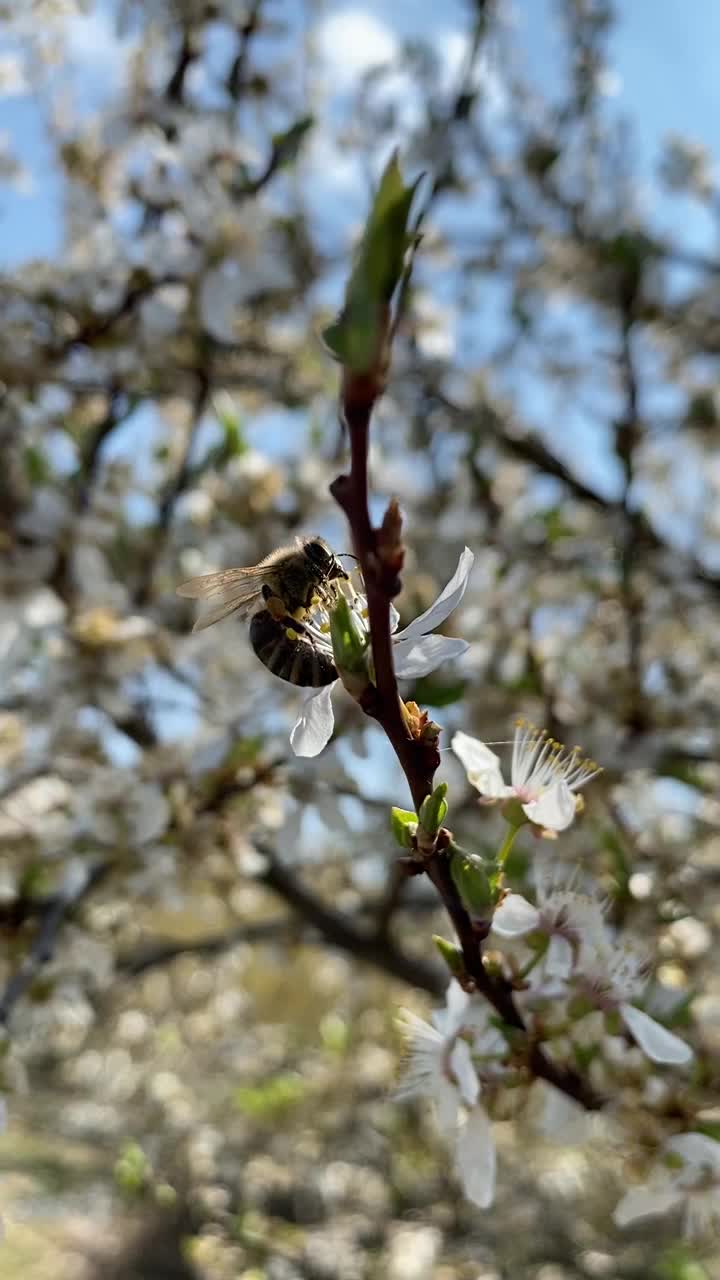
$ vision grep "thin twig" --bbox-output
[0,861,110,1027]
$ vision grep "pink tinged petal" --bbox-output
[455,1105,496,1209]
[546,934,574,980]
[435,1076,460,1136]
[289,684,336,757]
[393,634,469,679]
[394,547,475,644]
[449,1038,479,1109]
[451,733,506,798]
[620,1004,693,1065]
[491,893,540,938]
[522,780,575,832]
[613,1186,684,1227]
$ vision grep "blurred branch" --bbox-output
[227,0,263,99]
[0,860,110,1027]
[134,364,211,606]
[255,842,444,995]
[616,270,648,735]
[165,25,197,104]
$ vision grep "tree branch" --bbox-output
[0,860,110,1027]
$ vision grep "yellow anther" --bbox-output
[285,627,299,642]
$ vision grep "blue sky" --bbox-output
[0,2,718,268]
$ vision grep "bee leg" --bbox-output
[264,593,288,621]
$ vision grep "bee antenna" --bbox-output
[339,553,358,563]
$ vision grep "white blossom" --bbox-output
[576,937,693,1066]
[492,863,608,985]
[614,1133,720,1238]
[291,548,474,757]
[396,980,480,1135]
[397,982,505,1211]
[452,719,601,833]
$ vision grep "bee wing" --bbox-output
[177,568,267,633]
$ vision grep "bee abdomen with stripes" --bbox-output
[249,610,338,687]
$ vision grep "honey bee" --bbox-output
[177,536,349,686]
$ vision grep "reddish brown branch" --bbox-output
[329,366,603,1112]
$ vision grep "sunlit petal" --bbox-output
[522,780,575,832]
[289,684,336,757]
[394,547,474,643]
[455,1105,496,1209]
[613,1186,683,1227]
[492,893,540,937]
[620,1004,693,1065]
[450,1038,479,1109]
[451,732,506,799]
[393,634,468,678]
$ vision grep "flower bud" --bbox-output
[419,782,448,837]
[390,807,418,849]
[432,935,465,979]
[329,596,369,695]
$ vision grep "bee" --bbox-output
[177,536,349,687]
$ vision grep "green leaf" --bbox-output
[450,850,494,922]
[321,152,422,372]
[390,807,418,849]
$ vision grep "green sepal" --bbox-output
[419,782,448,836]
[329,596,369,674]
[432,935,464,979]
[321,152,422,372]
[390,807,418,849]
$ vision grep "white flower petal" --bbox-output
[394,547,474,644]
[491,893,540,938]
[529,1081,591,1145]
[455,1105,496,1209]
[393,634,468,678]
[389,602,400,634]
[546,934,574,981]
[289,684,336,757]
[435,1076,460,1136]
[621,1004,693,1066]
[522,780,575,832]
[613,1185,683,1227]
[451,733,506,800]
[444,979,470,1028]
[668,1132,720,1175]
[450,1038,479,1109]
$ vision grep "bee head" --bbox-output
[303,536,348,581]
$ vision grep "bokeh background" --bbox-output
[0,1,719,1276]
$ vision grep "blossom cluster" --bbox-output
[395,721,712,1233]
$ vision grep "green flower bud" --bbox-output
[419,782,448,836]
[329,596,369,675]
[432,934,464,979]
[450,850,494,924]
[390,807,418,849]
